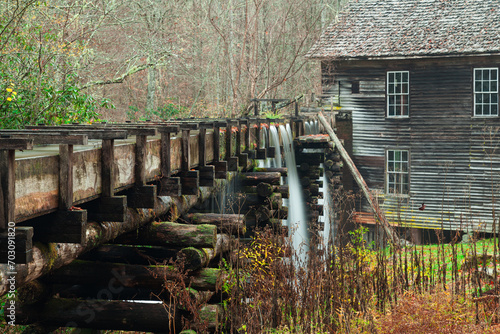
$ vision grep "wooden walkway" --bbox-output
[0,114,341,332]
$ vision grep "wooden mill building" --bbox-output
[307,0,500,240]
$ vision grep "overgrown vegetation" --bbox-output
[222,222,500,333]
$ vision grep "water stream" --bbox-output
[279,124,309,265]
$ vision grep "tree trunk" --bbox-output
[42,260,221,291]
[18,297,184,333]
[240,172,281,186]
[0,186,220,297]
[115,221,217,248]
[185,213,245,235]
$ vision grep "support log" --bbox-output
[18,297,183,333]
[178,234,233,271]
[42,260,221,291]
[0,186,220,296]
[240,172,281,186]
[115,221,217,248]
[185,213,245,235]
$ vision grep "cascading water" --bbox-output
[320,163,333,250]
[269,126,282,168]
[279,124,309,265]
[257,126,269,168]
[304,122,312,135]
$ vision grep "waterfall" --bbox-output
[269,125,282,168]
[258,126,269,168]
[320,163,333,250]
[304,122,311,135]
[279,124,309,265]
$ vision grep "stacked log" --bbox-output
[17,211,242,333]
[293,134,333,241]
[237,170,288,237]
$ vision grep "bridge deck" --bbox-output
[12,133,213,222]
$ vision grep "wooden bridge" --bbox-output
[0,113,346,332]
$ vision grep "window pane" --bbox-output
[484,70,490,81]
[476,70,482,80]
[491,81,497,92]
[483,81,490,92]
[403,72,408,82]
[476,105,483,115]
[476,81,482,92]
[492,104,498,115]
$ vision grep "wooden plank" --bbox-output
[181,170,199,195]
[0,150,15,232]
[135,135,147,186]
[0,226,33,264]
[0,134,87,146]
[101,139,115,198]
[0,138,33,150]
[160,177,181,196]
[199,165,215,187]
[214,161,227,179]
[35,210,87,244]
[128,185,157,209]
[181,129,190,172]
[161,131,172,177]
[3,129,127,140]
[92,196,127,222]
[58,145,73,210]
[199,127,207,167]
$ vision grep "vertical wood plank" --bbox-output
[213,125,220,163]
[161,132,171,177]
[199,128,207,167]
[135,135,147,186]
[101,139,114,198]
[0,150,14,231]
[225,121,232,160]
[59,144,74,210]
[236,121,242,155]
[182,130,190,171]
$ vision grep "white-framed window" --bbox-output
[387,71,409,117]
[386,149,409,194]
[474,68,498,117]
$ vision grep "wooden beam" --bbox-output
[0,150,16,232]
[0,226,33,264]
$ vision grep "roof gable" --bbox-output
[307,0,500,59]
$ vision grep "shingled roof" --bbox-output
[307,0,500,59]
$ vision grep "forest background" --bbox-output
[0,0,348,128]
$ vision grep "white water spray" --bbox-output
[279,124,309,265]
[269,126,282,168]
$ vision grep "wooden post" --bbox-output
[256,120,266,159]
[0,138,34,263]
[128,128,158,209]
[225,119,239,171]
[236,120,248,167]
[212,121,227,179]
[199,122,215,187]
[159,125,181,196]
[180,124,199,195]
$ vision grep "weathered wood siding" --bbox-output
[321,56,500,232]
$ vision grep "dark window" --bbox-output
[352,81,360,94]
[387,71,409,117]
[474,68,498,117]
[387,149,409,194]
